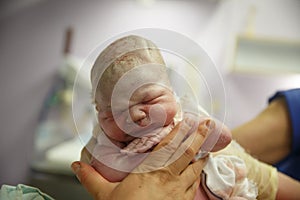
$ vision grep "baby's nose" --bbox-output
[128,106,148,126]
[128,104,167,127]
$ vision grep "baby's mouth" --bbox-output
[126,122,164,138]
[120,123,174,154]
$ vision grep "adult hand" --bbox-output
[71,117,211,200]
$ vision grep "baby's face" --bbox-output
[96,83,178,144]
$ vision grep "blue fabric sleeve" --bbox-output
[269,88,300,153]
[269,88,300,180]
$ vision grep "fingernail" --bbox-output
[198,119,212,138]
[205,119,215,130]
[71,162,81,181]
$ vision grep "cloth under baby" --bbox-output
[88,124,258,200]
[0,184,54,200]
[201,154,257,200]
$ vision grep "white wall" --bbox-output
[0,0,299,185]
[195,0,300,127]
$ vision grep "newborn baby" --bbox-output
[81,35,257,200]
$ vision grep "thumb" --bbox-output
[71,161,118,199]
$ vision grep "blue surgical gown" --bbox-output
[269,88,300,181]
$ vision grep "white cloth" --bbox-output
[201,144,258,200]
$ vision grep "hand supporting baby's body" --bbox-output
[121,113,230,156]
[84,114,260,200]
[89,115,198,182]
[115,125,263,200]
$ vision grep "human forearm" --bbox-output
[232,98,292,164]
[276,172,300,200]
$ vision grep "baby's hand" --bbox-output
[194,116,231,160]
[180,95,231,153]
[121,124,174,154]
[182,112,232,160]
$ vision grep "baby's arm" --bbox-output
[122,115,232,156]
[91,158,129,182]
[80,136,129,182]
[80,139,134,182]
[180,95,232,155]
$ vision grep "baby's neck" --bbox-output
[105,135,129,149]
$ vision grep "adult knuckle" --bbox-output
[184,146,196,158]
[152,169,172,184]
[191,163,200,177]
[181,121,191,133]
[154,140,170,151]
[160,141,177,154]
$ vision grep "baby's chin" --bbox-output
[127,120,172,137]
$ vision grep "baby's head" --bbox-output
[91,35,178,144]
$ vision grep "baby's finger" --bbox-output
[134,120,193,172]
[153,118,193,152]
[121,138,141,153]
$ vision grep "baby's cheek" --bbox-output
[99,119,123,140]
[164,103,178,125]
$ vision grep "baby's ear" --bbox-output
[93,100,100,111]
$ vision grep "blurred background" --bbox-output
[0,0,299,199]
